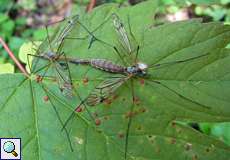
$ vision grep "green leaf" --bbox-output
[0,19,15,39]
[200,122,230,145]
[15,17,27,26]
[0,13,8,23]
[211,123,230,145]
[19,41,42,73]
[173,0,221,6]
[0,63,14,73]
[17,0,36,10]
[221,0,230,4]
[187,0,220,5]
[9,37,25,55]
[1,1,230,159]
[0,0,13,12]
[19,41,42,63]
[32,29,48,41]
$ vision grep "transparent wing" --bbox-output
[31,15,79,74]
[112,13,132,54]
[54,61,73,98]
[86,76,129,106]
[52,15,79,50]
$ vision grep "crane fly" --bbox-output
[53,13,212,159]
[57,13,211,110]
[28,15,80,98]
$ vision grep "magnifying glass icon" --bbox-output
[3,141,18,157]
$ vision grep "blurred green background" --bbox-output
[0,0,229,147]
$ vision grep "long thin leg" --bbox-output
[41,83,74,152]
[45,25,54,52]
[64,14,129,65]
[65,15,114,49]
[27,53,52,76]
[61,52,96,129]
[134,45,140,63]
[61,94,95,131]
[145,79,211,109]
[148,53,210,69]
[125,79,135,159]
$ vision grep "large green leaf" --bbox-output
[1,1,230,159]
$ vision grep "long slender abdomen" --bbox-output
[69,58,126,73]
[90,59,125,73]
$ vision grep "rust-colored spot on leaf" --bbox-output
[43,96,49,102]
[103,98,112,105]
[75,106,83,112]
[139,78,145,85]
[82,77,89,85]
[36,75,43,83]
[95,119,101,126]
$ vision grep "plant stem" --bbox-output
[0,37,29,77]
[86,0,96,12]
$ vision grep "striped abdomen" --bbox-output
[70,58,126,73]
[90,59,125,73]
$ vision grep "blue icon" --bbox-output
[0,138,21,160]
[3,141,18,157]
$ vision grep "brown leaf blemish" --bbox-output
[95,118,101,126]
[75,106,83,112]
[82,77,89,85]
[43,96,49,102]
[140,78,145,85]
[103,98,112,105]
[36,75,43,83]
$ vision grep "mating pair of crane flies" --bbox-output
[30,13,211,158]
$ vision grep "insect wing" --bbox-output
[53,15,79,49]
[31,15,78,74]
[112,13,132,54]
[86,77,129,106]
[54,62,73,98]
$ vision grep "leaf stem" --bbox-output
[86,0,96,12]
[0,37,29,77]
